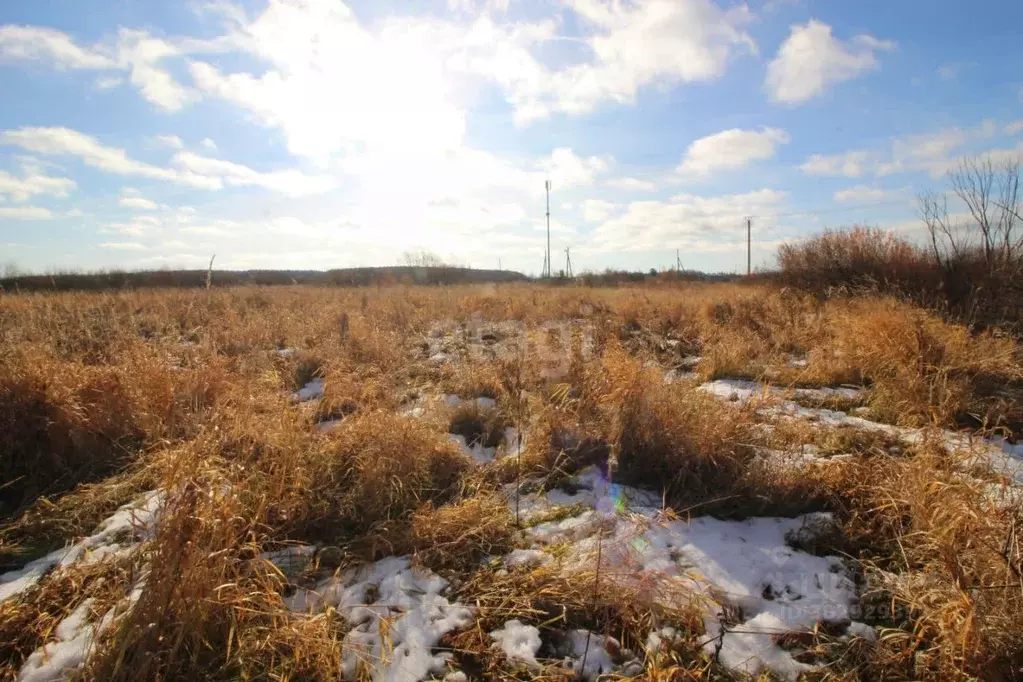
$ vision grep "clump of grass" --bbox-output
[409,494,514,572]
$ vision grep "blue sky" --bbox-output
[1,0,1022,275]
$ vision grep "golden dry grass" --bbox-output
[0,282,1019,681]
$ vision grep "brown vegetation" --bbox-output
[0,282,1020,681]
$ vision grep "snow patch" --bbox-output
[285,555,473,681]
[489,620,542,670]
[564,630,616,681]
[504,549,551,569]
[1,490,163,604]
[291,378,324,402]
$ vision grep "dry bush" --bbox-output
[410,494,514,572]
[826,299,1021,427]
[820,450,1023,679]
[778,226,940,296]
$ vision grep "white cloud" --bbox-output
[1005,120,1023,136]
[582,199,616,222]
[0,205,54,219]
[678,127,789,175]
[0,126,334,196]
[101,214,162,236]
[457,0,755,124]
[833,185,900,203]
[0,25,114,69]
[99,241,147,250]
[607,176,657,192]
[119,196,160,210]
[152,134,184,149]
[766,20,894,104]
[0,161,75,201]
[592,188,787,252]
[170,151,338,196]
[1,126,210,186]
[94,75,124,90]
[800,122,1001,179]
[200,137,217,151]
[800,150,874,177]
[536,148,609,189]
[115,29,195,112]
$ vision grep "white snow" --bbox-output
[845,621,877,642]
[1,490,163,604]
[499,466,858,681]
[699,378,1023,485]
[17,599,99,682]
[447,434,496,465]
[17,581,145,682]
[565,630,616,681]
[489,620,542,670]
[291,378,325,402]
[504,549,552,569]
[285,555,474,681]
[698,378,864,405]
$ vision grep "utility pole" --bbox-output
[565,247,573,278]
[746,216,752,276]
[676,248,682,274]
[498,258,501,271]
[545,180,551,278]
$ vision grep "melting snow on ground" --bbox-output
[699,378,1023,484]
[17,581,146,682]
[490,620,542,671]
[291,378,325,403]
[500,465,867,681]
[285,556,474,681]
[0,490,163,603]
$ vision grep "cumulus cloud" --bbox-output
[0,159,75,201]
[607,176,657,192]
[678,127,789,175]
[0,126,336,196]
[582,199,616,222]
[99,241,147,250]
[152,134,184,149]
[801,123,1001,179]
[766,20,894,104]
[0,25,114,69]
[832,185,900,203]
[118,188,160,210]
[0,205,55,219]
[591,188,787,253]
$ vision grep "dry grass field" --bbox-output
[1,282,1022,681]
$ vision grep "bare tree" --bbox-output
[919,155,1023,270]
[401,250,446,268]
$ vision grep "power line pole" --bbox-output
[676,248,682,273]
[545,180,551,278]
[565,247,573,278]
[745,216,752,276]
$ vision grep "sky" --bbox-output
[1,0,1022,276]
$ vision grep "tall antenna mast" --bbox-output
[545,179,551,278]
[565,247,573,278]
